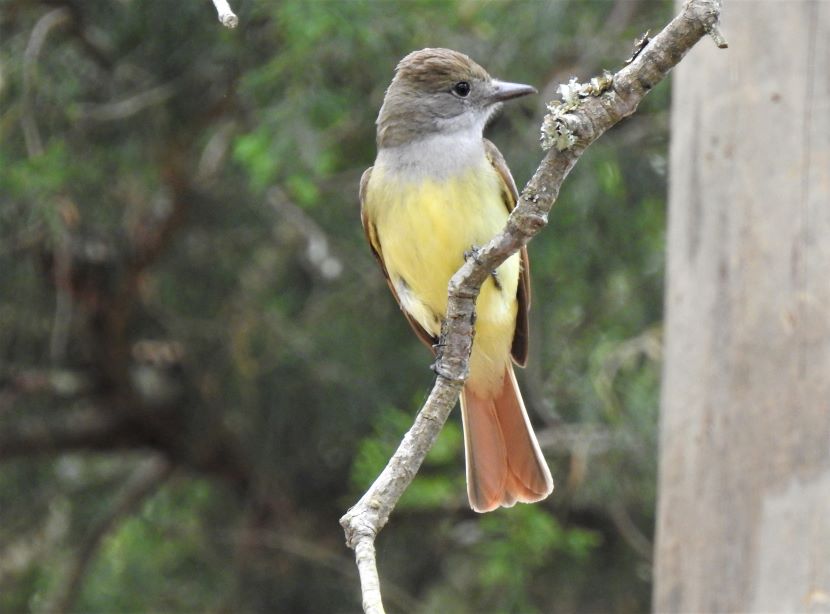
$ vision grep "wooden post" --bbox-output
[654,1,830,612]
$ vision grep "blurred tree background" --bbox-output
[1,0,671,611]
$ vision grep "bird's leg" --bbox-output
[430,327,447,374]
[431,337,446,368]
[489,270,502,292]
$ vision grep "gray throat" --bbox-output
[375,131,486,182]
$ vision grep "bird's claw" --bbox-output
[463,245,483,265]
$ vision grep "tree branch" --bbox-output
[340,1,727,611]
[248,530,421,613]
[608,501,654,562]
[22,7,72,157]
[0,408,139,460]
[75,82,178,122]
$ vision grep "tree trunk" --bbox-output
[653,2,830,612]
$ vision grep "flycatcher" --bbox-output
[361,48,553,512]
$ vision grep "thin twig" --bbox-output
[49,235,73,364]
[196,121,237,183]
[0,500,70,581]
[340,1,727,611]
[540,0,643,102]
[267,187,344,281]
[250,531,421,613]
[211,0,239,28]
[1,368,93,398]
[22,7,72,157]
[75,82,178,122]
[608,501,654,562]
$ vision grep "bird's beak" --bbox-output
[490,79,537,103]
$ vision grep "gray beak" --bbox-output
[490,79,537,103]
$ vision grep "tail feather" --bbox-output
[460,364,554,513]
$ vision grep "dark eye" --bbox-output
[452,81,471,97]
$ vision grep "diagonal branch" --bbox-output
[75,82,178,122]
[340,1,727,611]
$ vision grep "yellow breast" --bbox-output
[365,163,520,390]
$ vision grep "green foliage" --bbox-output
[0,141,71,240]
[1,141,68,199]
[475,506,602,612]
[73,480,230,613]
[233,131,278,190]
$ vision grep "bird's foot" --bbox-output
[463,245,482,265]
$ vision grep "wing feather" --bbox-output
[360,167,437,351]
[483,140,531,367]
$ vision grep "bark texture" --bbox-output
[654,2,830,612]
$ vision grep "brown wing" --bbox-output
[483,139,531,367]
[360,167,438,352]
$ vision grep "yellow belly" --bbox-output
[365,164,520,393]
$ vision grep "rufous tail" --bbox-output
[460,364,554,513]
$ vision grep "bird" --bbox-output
[360,48,553,512]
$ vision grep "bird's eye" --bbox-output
[452,81,471,97]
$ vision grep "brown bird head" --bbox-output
[376,48,536,148]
